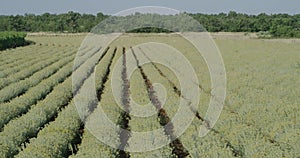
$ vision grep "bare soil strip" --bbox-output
[131,48,190,158]
[73,47,109,96]
[116,47,131,158]
[74,47,118,156]
[137,47,246,157]
[138,47,208,123]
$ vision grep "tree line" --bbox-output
[190,11,300,38]
[0,12,107,33]
[0,11,299,38]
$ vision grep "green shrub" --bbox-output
[0,31,28,50]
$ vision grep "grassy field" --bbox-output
[0,33,299,158]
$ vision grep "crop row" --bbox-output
[136,46,249,157]
[74,47,187,157]
[0,47,110,157]
[137,46,292,157]
[0,46,99,129]
[0,46,74,78]
[115,48,131,158]
[73,48,122,157]
[0,49,76,103]
[74,47,186,157]
[1,43,91,77]
[0,44,65,71]
[15,47,117,158]
[138,47,206,122]
[0,48,73,89]
[131,48,190,157]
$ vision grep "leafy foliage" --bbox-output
[190,12,300,38]
[0,11,299,38]
[0,32,29,50]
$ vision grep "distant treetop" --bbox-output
[0,11,299,38]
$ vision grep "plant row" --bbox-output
[0,47,110,157]
[0,50,75,103]
[137,47,291,157]
[0,46,97,129]
[0,46,71,78]
[16,47,117,158]
[0,47,72,89]
[73,48,122,157]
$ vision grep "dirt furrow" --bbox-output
[138,47,207,123]
[132,48,190,158]
[74,47,118,156]
[140,47,292,156]
[116,47,131,158]
[137,47,246,157]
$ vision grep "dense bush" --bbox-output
[0,32,28,50]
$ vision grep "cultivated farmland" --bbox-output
[0,33,299,158]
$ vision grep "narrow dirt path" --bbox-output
[132,48,190,158]
[116,47,131,158]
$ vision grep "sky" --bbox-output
[1,0,299,15]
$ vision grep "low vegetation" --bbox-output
[0,34,298,157]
